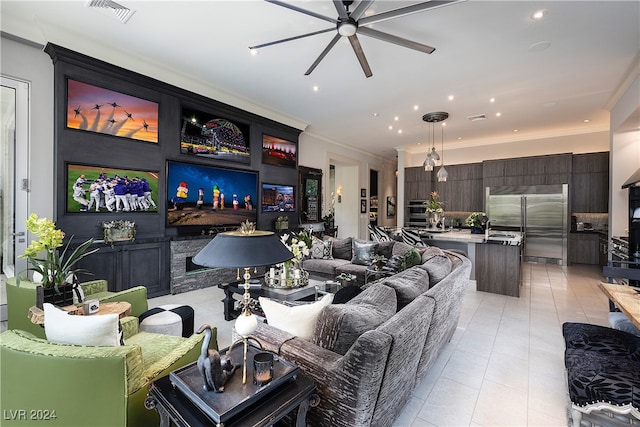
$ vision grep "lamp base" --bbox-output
[227,336,263,384]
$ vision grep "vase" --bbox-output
[429,212,441,228]
[36,283,75,309]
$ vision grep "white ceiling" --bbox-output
[2,1,639,161]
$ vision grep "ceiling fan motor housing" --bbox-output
[338,18,358,36]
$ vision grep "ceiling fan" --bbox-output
[249,0,465,78]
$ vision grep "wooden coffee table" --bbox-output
[28,301,132,325]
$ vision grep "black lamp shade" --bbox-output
[192,230,293,268]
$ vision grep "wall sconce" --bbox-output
[336,186,342,203]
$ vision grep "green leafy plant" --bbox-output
[336,272,356,282]
[19,213,98,292]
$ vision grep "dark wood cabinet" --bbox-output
[482,153,571,188]
[571,152,609,212]
[569,233,599,265]
[475,243,521,297]
[434,163,483,212]
[75,239,170,297]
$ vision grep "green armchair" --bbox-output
[6,278,148,339]
[0,316,213,427]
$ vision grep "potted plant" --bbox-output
[465,212,488,233]
[18,213,99,307]
[336,272,357,287]
[424,191,445,227]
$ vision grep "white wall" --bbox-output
[406,131,609,167]
[0,35,54,219]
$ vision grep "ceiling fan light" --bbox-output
[437,166,448,182]
[338,22,357,37]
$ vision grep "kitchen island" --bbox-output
[415,228,523,297]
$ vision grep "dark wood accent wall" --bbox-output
[45,43,302,296]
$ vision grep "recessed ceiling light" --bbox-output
[457,137,463,140]
[373,112,379,117]
[313,86,319,92]
[532,10,546,20]
[513,129,519,132]
[413,105,419,111]
[490,98,495,103]
[397,129,402,134]
[448,95,454,101]
[394,116,399,121]
[388,125,393,130]
[442,122,446,127]
[583,119,590,123]
[496,112,501,117]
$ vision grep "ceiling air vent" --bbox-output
[86,0,135,24]
[467,114,486,122]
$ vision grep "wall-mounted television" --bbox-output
[166,160,257,227]
[262,183,295,212]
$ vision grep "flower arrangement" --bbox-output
[424,191,445,213]
[280,231,311,264]
[19,213,98,292]
[465,212,488,229]
[101,220,136,245]
[322,192,336,225]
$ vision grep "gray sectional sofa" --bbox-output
[302,236,435,286]
[254,246,472,427]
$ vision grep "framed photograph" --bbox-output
[262,134,297,168]
[360,199,367,213]
[387,196,396,217]
[66,163,159,213]
[262,183,295,212]
[361,188,366,198]
[166,160,257,227]
[180,107,250,164]
[66,79,159,143]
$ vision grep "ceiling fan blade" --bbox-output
[359,0,466,26]
[250,27,335,50]
[265,0,338,24]
[350,0,374,21]
[333,0,349,20]
[348,35,373,78]
[358,27,435,54]
[305,34,342,76]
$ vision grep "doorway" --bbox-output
[1,77,29,280]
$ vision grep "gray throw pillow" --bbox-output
[329,237,353,260]
[312,284,397,355]
[382,267,430,310]
[420,247,453,286]
[351,239,378,266]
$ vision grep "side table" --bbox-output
[146,369,317,427]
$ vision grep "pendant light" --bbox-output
[422,112,449,173]
[437,123,448,182]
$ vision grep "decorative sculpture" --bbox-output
[196,325,237,392]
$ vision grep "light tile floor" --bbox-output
[1,262,609,426]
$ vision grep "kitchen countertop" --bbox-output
[418,229,523,246]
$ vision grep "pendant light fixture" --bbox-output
[422,112,449,173]
[437,123,448,182]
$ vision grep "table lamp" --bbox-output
[192,222,293,384]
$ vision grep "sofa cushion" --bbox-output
[420,246,453,286]
[352,239,378,266]
[44,303,121,346]
[312,284,397,355]
[259,294,334,340]
[382,267,431,310]
[376,240,396,260]
[311,237,333,259]
[391,241,415,257]
[302,258,350,276]
[332,285,362,304]
[329,237,353,260]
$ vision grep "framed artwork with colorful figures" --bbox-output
[66,79,159,143]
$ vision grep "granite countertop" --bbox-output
[419,229,523,246]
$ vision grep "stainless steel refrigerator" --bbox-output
[485,184,568,265]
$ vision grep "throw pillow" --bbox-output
[401,248,422,270]
[332,285,362,304]
[258,294,333,340]
[383,254,405,274]
[329,237,353,260]
[43,303,121,346]
[311,237,333,259]
[419,247,453,286]
[351,239,378,266]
